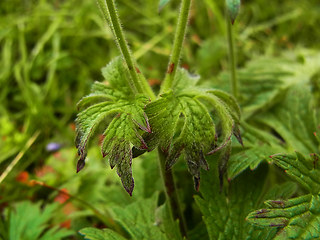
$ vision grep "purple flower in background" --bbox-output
[46,142,62,152]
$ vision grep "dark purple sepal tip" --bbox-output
[76,158,85,173]
[194,177,200,192]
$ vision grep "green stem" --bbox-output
[160,0,191,94]
[97,0,155,100]
[226,16,239,99]
[157,149,188,238]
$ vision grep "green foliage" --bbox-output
[0,116,25,163]
[0,201,72,240]
[144,68,240,189]
[247,153,320,239]
[80,193,182,240]
[75,57,151,195]
[224,51,320,179]
[195,161,297,240]
[1,0,320,239]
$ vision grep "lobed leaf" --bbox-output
[247,152,320,239]
[270,152,320,194]
[111,193,180,240]
[144,68,240,189]
[194,162,297,240]
[1,201,72,240]
[256,84,320,155]
[247,194,320,239]
[75,57,150,195]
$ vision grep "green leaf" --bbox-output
[75,57,151,195]
[158,0,171,12]
[155,203,184,240]
[270,152,320,195]
[214,50,320,120]
[247,153,320,239]
[194,162,296,240]
[111,193,182,240]
[79,193,182,240]
[226,0,241,24]
[227,55,320,179]
[256,84,320,155]
[145,68,240,189]
[79,228,127,240]
[247,194,320,239]
[0,201,72,240]
[227,123,285,180]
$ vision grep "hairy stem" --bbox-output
[97,0,155,100]
[157,149,188,238]
[226,16,239,99]
[160,0,192,94]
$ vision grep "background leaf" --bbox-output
[75,58,151,195]
[247,152,320,239]
[195,161,296,240]
[0,201,72,240]
[79,228,127,240]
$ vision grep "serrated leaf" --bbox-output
[1,202,72,240]
[79,193,182,240]
[228,145,275,180]
[75,57,151,195]
[270,152,320,195]
[111,193,181,240]
[155,203,183,240]
[226,0,241,24]
[145,68,240,189]
[247,194,320,239]
[247,152,320,239]
[79,228,127,240]
[227,57,320,179]
[214,50,320,120]
[227,123,286,179]
[194,162,296,240]
[256,84,320,155]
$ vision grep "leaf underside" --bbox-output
[75,57,151,195]
[145,68,241,190]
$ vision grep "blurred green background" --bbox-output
[0,0,319,239]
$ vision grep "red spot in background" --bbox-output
[54,188,70,204]
[35,165,55,178]
[16,171,29,183]
[148,79,161,87]
[54,189,77,229]
[60,219,71,229]
[135,67,141,73]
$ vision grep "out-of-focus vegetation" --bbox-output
[0,0,319,239]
